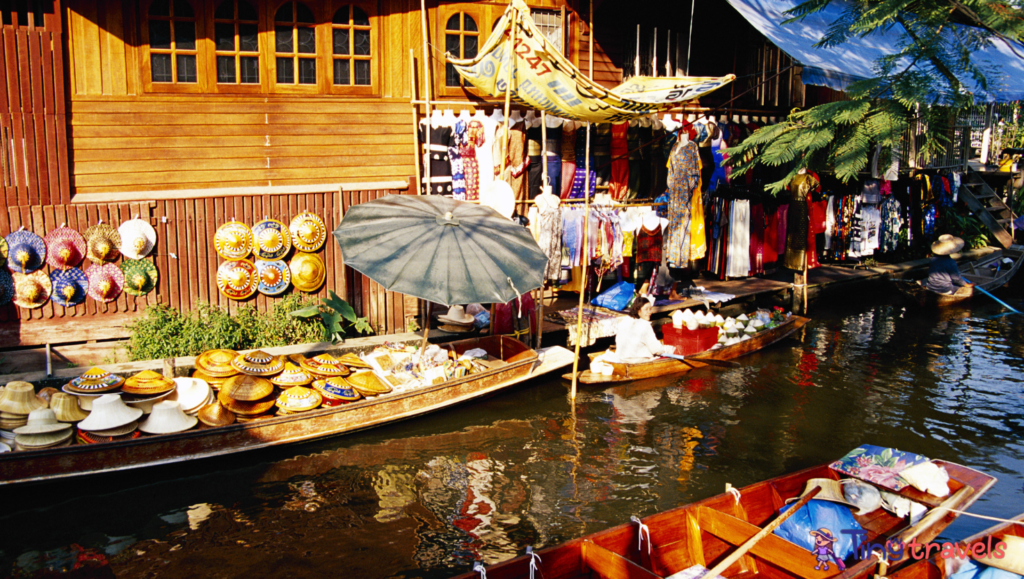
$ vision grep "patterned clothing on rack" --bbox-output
[726,199,750,277]
[450,120,467,199]
[536,202,563,281]
[665,140,701,267]
[560,124,576,198]
[570,126,596,198]
[419,124,453,194]
[495,123,529,202]
[636,224,662,263]
[461,120,485,201]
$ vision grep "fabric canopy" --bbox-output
[726,0,1024,102]
[446,0,735,123]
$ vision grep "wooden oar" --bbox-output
[666,485,822,579]
[975,286,1022,315]
[661,353,741,369]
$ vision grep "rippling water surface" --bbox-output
[2,295,1023,578]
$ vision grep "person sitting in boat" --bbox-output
[924,234,973,294]
[611,296,677,361]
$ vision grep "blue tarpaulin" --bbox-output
[725,0,1024,102]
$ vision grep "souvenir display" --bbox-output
[122,370,176,396]
[345,371,392,396]
[121,259,158,296]
[14,409,72,436]
[289,213,327,253]
[64,367,125,394]
[139,401,198,434]
[0,411,28,431]
[0,382,47,415]
[83,223,121,263]
[36,387,59,405]
[0,237,7,268]
[86,263,124,303]
[14,409,73,450]
[337,353,371,368]
[5,230,46,273]
[77,394,143,432]
[276,386,322,413]
[312,377,361,405]
[50,393,90,423]
[44,226,86,270]
[118,219,157,260]
[299,353,349,377]
[76,429,142,445]
[230,350,284,376]
[220,374,274,402]
[0,269,14,307]
[50,268,88,307]
[270,363,314,387]
[197,401,236,427]
[252,219,291,260]
[437,305,475,326]
[194,349,240,378]
[289,252,325,293]
[217,259,258,300]
[214,221,253,260]
[216,387,275,416]
[255,259,290,296]
[12,271,52,309]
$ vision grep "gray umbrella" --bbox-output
[333,195,548,307]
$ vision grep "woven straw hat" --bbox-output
[191,369,233,391]
[270,362,314,387]
[231,350,284,376]
[214,221,253,260]
[6,230,46,273]
[139,400,198,434]
[252,219,291,260]
[121,259,158,296]
[87,419,139,437]
[289,252,325,293]
[0,381,47,415]
[50,268,88,308]
[0,269,14,307]
[14,408,73,435]
[217,259,259,300]
[276,386,322,412]
[299,353,350,377]
[313,378,362,401]
[84,223,121,263]
[289,213,327,253]
[124,390,176,414]
[197,400,236,427]
[44,226,86,269]
[221,374,274,401]
[438,305,474,325]
[194,349,241,378]
[170,377,212,414]
[346,371,392,396]
[931,234,965,256]
[255,259,290,296]
[51,392,90,422]
[118,219,157,260]
[13,271,52,309]
[975,535,1024,574]
[15,427,73,449]
[66,367,125,394]
[337,352,371,368]
[78,393,143,431]
[122,370,176,396]
[86,263,124,303]
[216,387,275,416]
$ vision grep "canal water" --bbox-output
[2,294,1023,578]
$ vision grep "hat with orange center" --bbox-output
[5,230,46,273]
[50,268,88,307]
[120,259,158,296]
[214,221,253,260]
[118,219,157,260]
[44,226,86,270]
[252,219,291,260]
[216,259,258,300]
[289,213,327,253]
[86,263,124,303]
[289,252,325,293]
[13,271,52,309]
[255,259,290,296]
[84,223,121,263]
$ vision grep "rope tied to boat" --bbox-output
[726,483,741,505]
[527,547,542,579]
[473,562,487,579]
[630,515,652,554]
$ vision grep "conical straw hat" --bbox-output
[191,369,232,391]
[289,213,327,253]
[51,392,90,422]
[217,259,258,300]
[231,350,284,376]
[255,260,290,296]
[14,408,73,435]
[194,349,240,378]
[197,400,236,427]
[50,268,88,307]
[270,363,314,387]
[77,393,143,431]
[85,263,124,303]
[121,259,158,296]
[312,378,362,401]
[346,371,392,396]
[44,226,86,269]
[276,386,322,412]
[66,367,125,394]
[216,388,275,416]
[139,400,198,434]
[931,234,965,256]
[13,271,52,309]
[299,353,350,377]
[252,219,291,260]
[0,381,47,415]
[5,230,46,273]
[221,374,274,401]
[337,352,371,368]
[122,370,176,395]
[289,252,325,293]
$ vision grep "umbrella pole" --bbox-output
[569,121,592,401]
[410,48,423,195]
[490,6,516,339]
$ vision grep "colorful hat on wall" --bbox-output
[289,213,327,253]
[65,367,125,394]
[6,230,46,273]
[217,259,258,300]
[252,219,291,260]
[230,350,284,376]
[86,263,124,303]
[121,259,158,296]
[44,226,86,270]
[0,269,12,307]
[50,268,89,307]
[290,252,325,293]
[13,271,52,309]
[84,223,121,263]
[255,260,290,296]
[214,221,253,260]
[118,219,157,260]
[194,349,240,378]
[0,237,7,268]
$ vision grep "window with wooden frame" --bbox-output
[443,11,479,89]
[330,3,377,94]
[211,0,262,91]
[272,0,319,89]
[143,0,204,92]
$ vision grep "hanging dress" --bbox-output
[462,120,485,201]
[783,173,818,270]
[536,200,563,282]
[665,139,701,267]
[495,122,529,202]
[570,125,596,198]
[449,120,467,200]
[609,122,630,200]
[560,124,576,198]
[419,123,453,194]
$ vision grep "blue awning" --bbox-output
[726,0,1024,102]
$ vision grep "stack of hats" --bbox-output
[139,401,197,434]
[231,350,284,377]
[312,377,361,407]
[275,386,323,415]
[63,367,125,410]
[122,370,177,413]
[0,381,47,432]
[192,349,240,390]
[13,409,73,451]
[218,375,276,421]
[169,377,213,415]
[345,371,392,397]
[50,393,90,423]
[437,305,477,333]
[299,353,350,379]
[197,400,236,427]
[77,394,144,442]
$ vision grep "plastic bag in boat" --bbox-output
[591,281,635,312]
[773,499,864,561]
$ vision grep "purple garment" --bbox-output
[777,203,789,255]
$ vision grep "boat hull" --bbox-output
[896,245,1024,307]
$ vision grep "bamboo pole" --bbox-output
[409,49,423,195]
[491,6,518,338]
[419,0,432,196]
[802,250,809,314]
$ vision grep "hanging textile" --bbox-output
[419,123,453,194]
[665,139,701,266]
[626,123,643,199]
[609,123,630,199]
[783,173,817,270]
[725,199,751,277]
[462,120,485,201]
[496,123,529,202]
[449,120,467,200]
[749,202,765,275]
[560,123,576,198]
[570,126,596,198]
[536,201,563,282]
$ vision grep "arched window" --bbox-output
[331,5,371,86]
[213,0,260,85]
[445,13,478,88]
[274,1,317,85]
[147,0,198,84]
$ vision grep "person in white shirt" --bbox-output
[613,296,676,361]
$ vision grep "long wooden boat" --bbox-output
[451,459,996,579]
[895,245,1024,307]
[566,315,811,384]
[887,512,1024,579]
[0,336,575,486]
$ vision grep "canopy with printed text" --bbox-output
[445,0,736,123]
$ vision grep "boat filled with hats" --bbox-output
[0,336,575,485]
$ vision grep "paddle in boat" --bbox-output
[895,244,1024,308]
[0,336,575,486]
[451,446,997,579]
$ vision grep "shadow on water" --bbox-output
[2,292,1024,578]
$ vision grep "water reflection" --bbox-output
[2,296,1023,578]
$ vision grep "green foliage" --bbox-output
[936,209,992,250]
[124,295,326,361]
[289,290,373,343]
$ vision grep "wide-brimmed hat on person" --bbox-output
[86,263,124,303]
[84,223,121,263]
[13,271,52,309]
[289,252,325,293]
[6,230,46,273]
[255,259,290,296]
[217,259,258,300]
[77,393,144,431]
[931,234,965,256]
[44,226,86,270]
[50,268,89,307]
[214,221,253,260]
[438,305,474,325]
[121,259,158,296]
[118,218,157,260]
[289,213,327,253]
[252,219,291,260]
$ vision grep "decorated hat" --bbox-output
[231,350,284,376]
[276,386,322,412]
[270,363,314,387]
[217,259,258,300]
[289,213,327,253]
[86,263,124,303]
[290,252,326,293]
[214,221,253,260]
[216,387,275,416]
[118,219,157,260]
[194,349,241,378]
[14,408,73,435]
[337,352,371,369]
[255,260,290,296]
[44,226,86,269]
[0,236,7,268]
[121,259,158,296]
[299,353,350,377]
[252,219,291,260]
[50,268,88,307]
[0,381,47,415]
[6,230,46,273]
[13,271,51,309]
[77,393,143,431]
[312,378,362,402]
[346,371,392,396]
[50,392,90,423]
[84,223,121,263]
[0,269,12,307]
[139,400,198,434]
[122,370,176,396]
[65,367,125,394]
[221,374,274,401]
[197,400,236,427]
[931,234,965,256]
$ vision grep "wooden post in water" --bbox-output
[802,253,809,314]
